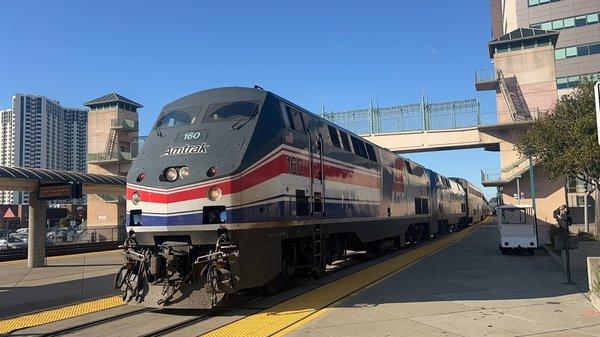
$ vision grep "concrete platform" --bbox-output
[287,221,600,337]
[0,250,122,319]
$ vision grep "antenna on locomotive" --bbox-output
[253,85,264,90]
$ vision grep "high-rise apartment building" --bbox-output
[491,0,600,94]
[0,94,88,204]
[0,109,14,204]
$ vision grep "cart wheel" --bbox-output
[528,248,534,256]
[500,247,507,255]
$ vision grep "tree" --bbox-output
[516,80,600,191]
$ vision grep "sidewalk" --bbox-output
[287,221,600,337]
[0,250,122,319]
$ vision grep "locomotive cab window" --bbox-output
[203,101,259,122]
[156,109,196,128]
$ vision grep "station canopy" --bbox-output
[0,165,126,195]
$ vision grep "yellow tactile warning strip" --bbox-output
[202,217,490,337]
[0,295,123,334]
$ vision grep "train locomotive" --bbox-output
[119,87,488,309]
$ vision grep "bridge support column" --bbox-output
[27,191,46,268]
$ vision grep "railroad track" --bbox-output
[37,307,153,337]
[29,294,266,337]
[4,221,487,337]
[0,241,120,261]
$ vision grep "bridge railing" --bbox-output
[481,169,502,184]
[475,68,498,83]
[324,98,482,135]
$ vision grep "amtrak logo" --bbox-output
[161,143,209,156]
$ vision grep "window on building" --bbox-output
[528,0,559,6]
[564,17,575,28]
[577,45,590,56]
[565,47,577,58]
[552,20,564,30]
[532,11,600,31]
[590,43,600,55]
[575,16,587,27]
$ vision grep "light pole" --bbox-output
[516,175,521,204]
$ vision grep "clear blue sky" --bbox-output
[0,0,499,199]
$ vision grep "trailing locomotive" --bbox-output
[120,87,488,308]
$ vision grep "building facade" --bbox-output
[85,93,141,227]
[0,94,87,204]
[481,0,600,233]
[491,0,600,94]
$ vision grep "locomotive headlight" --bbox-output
[179,166,190,178]
[132,192,141,205]
[165,167,178,182]
[208,187,222,201]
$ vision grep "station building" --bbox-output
[480,0,600,232]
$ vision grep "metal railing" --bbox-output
[481,170,502,183]
[95,194,126,203]
[475,68,498,83]
[87,151,132,163]
[323,98,481,135]
[481,157,534,185]
[111,118,139,131]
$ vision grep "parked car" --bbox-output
[0,236,27,250]
[46,227,75,243]
[9,232,27,241]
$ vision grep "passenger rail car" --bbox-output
[450,178,489,225]
[121,87,485,309]
[425,170,467,232]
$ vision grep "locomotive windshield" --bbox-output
[157,110,195,128]
[203,101,258,122]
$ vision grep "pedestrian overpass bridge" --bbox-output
[323,97,534,154]
[324,97,538,188]
[361,126,501,154]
